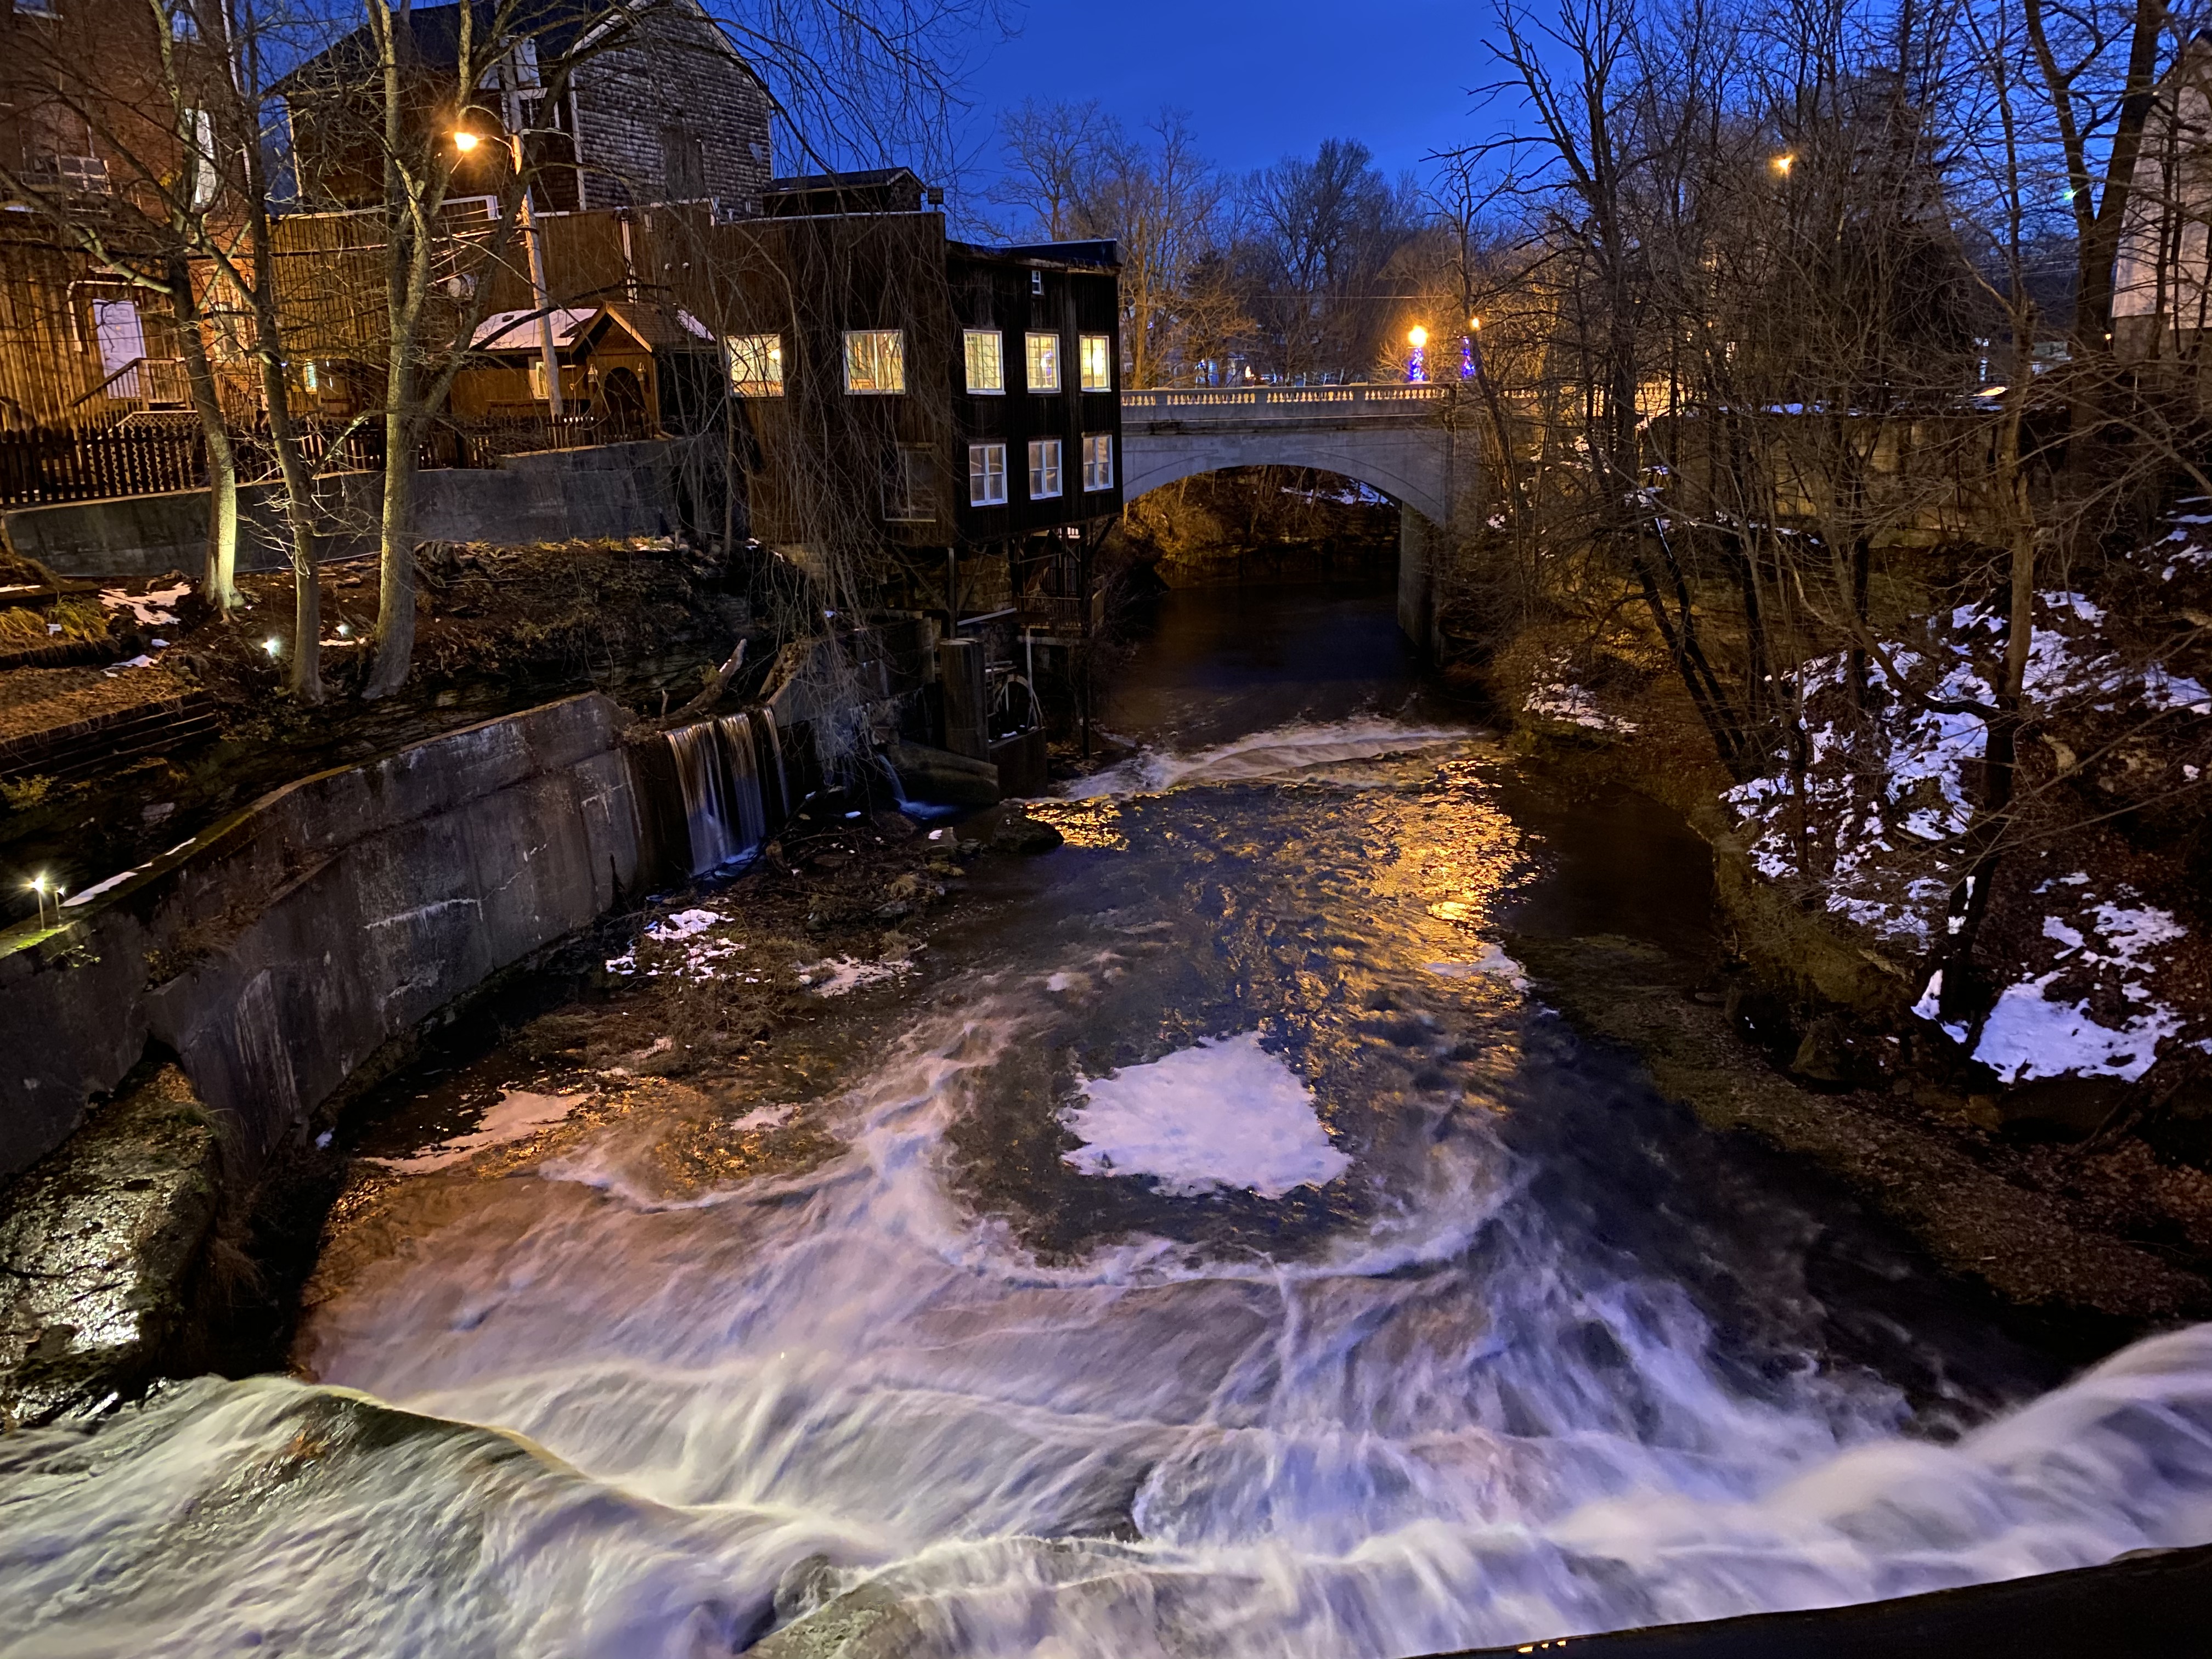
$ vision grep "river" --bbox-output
[5,578,2212,1657]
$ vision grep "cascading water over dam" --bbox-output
[3,583,2208,1658]
[665,707,790,874]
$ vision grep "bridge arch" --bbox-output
[1118,435,1449,525]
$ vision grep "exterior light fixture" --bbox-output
[453,129,481,153]
[336,622,351,637]
[1408,326,1428,348]
[263,636,282,657]
[1772,154,1795,175]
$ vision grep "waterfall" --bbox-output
[715,712,768,854]
[664,709,782,876]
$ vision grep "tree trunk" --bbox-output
[170,274,238,612]
[365,409,418,700]
[254,336,323,702]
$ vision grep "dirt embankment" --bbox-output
[1460,529,2212,1331]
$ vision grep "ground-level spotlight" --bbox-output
[263,636,283,658]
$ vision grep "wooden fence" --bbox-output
[0,409,661,508]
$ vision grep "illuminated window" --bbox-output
[844,329,905,394]
[1025,331,1060,392]
[969,442,1007,505]
[1079,335,1112,391]
[1082,432,1114,491]
[1028,438,1063,499]
[726,333,783,396]
[964,329,1004,393]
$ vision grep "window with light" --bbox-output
[964,330,1004,393]
[1025,332,1060,392]
[1079,335,1113,391]
[844,329,906,394]
[727,334,783,396]
[1029,438,1063,499]
[969,443,1007,505]
[1082,433,1114,491]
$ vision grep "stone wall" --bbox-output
[0,694,645,1178]
[3,441,681,583]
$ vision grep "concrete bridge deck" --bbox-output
[1118,383,1473,647]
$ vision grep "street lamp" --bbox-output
[455,125,563,419]
[1771,154,1795,176]
[1407,325,1428,385]
[26,873,63,928]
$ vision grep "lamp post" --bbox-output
[1407,325,1428,385]
[456,127,563,420]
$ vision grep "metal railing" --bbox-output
[1120,383,1448,415]
[0,408,661,508]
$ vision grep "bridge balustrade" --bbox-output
[1120,383,1448,416]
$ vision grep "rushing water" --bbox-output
[7,579,2212,1657]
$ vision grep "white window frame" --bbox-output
[963,329,1005,394]
[726,332,784,397]
[844,329,906,394]
[969,442,1007,505]
[1082,432,1115,492]
[1025,331,1060,392]
[1079,335,1113,391]
[1028,438,1063,500]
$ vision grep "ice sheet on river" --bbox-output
[1060,1032,1351,1197]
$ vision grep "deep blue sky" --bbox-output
[958,0,1493,191]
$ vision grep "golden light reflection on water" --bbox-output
[1024,796,1127,851]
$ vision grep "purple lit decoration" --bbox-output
[1406,326,1428,383]
[1460,335,1476,379]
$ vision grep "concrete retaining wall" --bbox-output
[0,693,644,1177]
[3,441,682,582]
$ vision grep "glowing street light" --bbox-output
[452,129,481,154]
[1771,154,1795,176]
[26,872,63,928]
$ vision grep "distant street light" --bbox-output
[452,130,481,154]
[1772,154,1795,176]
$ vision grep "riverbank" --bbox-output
[1468,596,2212,1335]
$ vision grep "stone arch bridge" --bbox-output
[1118,384,1477,648]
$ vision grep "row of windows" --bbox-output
[961,330,1113,394]
[966,436,1115,505]
[726,329,1114,397]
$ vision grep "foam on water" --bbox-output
[9,715,2212,1657]
[1064,717,1477,798]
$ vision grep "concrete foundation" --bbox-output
[2,441,682,582]
[0,693,644,1178]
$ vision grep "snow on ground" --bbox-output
[1060,1032,1351,1198]
[1524,655,1639,733]
[1722,549,2209,1084]
[605,907,756,981]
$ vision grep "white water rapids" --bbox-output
[6,714,2212,1658]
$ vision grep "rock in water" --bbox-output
[0,1063,221,1424]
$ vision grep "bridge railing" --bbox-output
[1120,383,1448,415]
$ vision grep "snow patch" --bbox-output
[369,1090,587,1172]
[1423,945,1528,989]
